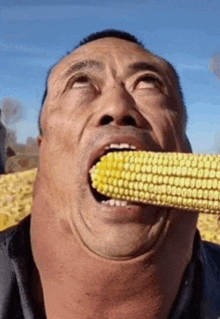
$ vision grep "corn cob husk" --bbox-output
[91,151,220,214]
[0,169,37,231]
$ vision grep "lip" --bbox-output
[87,181,167,222]
[86,133,162,208]
[87,134,156,173]
[95,201,150,219]
[89,180,147,214]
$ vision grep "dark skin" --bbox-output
[31,38,198,318]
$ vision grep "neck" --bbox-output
[30,178,197,319]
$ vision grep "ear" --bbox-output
[37,136,42,148]
[184,135,193,153]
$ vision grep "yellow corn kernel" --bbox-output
[0,213,17,231]
[91,151,220,214]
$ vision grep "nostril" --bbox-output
[122,116,136,126]
[100,115,114,126]
[99,115,137,126]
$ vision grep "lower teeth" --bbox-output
[101,199,130,206]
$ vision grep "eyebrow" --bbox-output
[127,62,161,75]
[61,60,162,82]
[62,59,104,79]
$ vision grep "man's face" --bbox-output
[38,38,193,259]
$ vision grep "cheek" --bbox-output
[63,88,96,112]
[140,100,181,151]
[39,138,84,201]
[46,91,94,135]
[155,109,184,151]
[45,107,82,149]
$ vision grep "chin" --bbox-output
[71,189,171,260]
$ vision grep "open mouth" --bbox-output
[89,143,137,206]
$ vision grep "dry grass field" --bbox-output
[0,168,220,244]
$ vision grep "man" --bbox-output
[0,29,220,319]
[0,109,7,174]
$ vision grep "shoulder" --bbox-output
[198,239,220,317]
[202,240,220,258]
[202,240,220,253]
[0,216,33,318]
[0,215,31,254]
[0,224,18,252]
[201,240,220,273]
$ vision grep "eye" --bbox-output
[70,75,92,88]
[135,75,163,90]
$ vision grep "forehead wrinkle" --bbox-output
[61,59,105,79]
[127,62,164,76]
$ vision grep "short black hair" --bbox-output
[74,29,145,51]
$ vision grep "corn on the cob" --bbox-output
[90,151,220,214]
[0,168,37,231]
[0,213,18,231]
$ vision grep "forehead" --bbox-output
[50,38,170,81]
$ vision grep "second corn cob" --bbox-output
[90,151,220,214]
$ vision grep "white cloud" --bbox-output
[209,54,220,80]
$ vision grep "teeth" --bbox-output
[109,199,116,206]
[120,201,127,207]
[105,143,137,150]
[117,143,130,149]
[101,199,130,206]
[90,143,137,173]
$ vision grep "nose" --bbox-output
[95,85,146,128]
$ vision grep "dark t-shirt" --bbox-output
[0,215,220,319]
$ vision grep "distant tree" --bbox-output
[1,97,23,126]
[7,129,17,145]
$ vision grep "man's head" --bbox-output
[38,29,188,138]
[34,29,196,260]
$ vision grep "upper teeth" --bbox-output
[105,143,137,150]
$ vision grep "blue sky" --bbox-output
[1,0,220,153]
